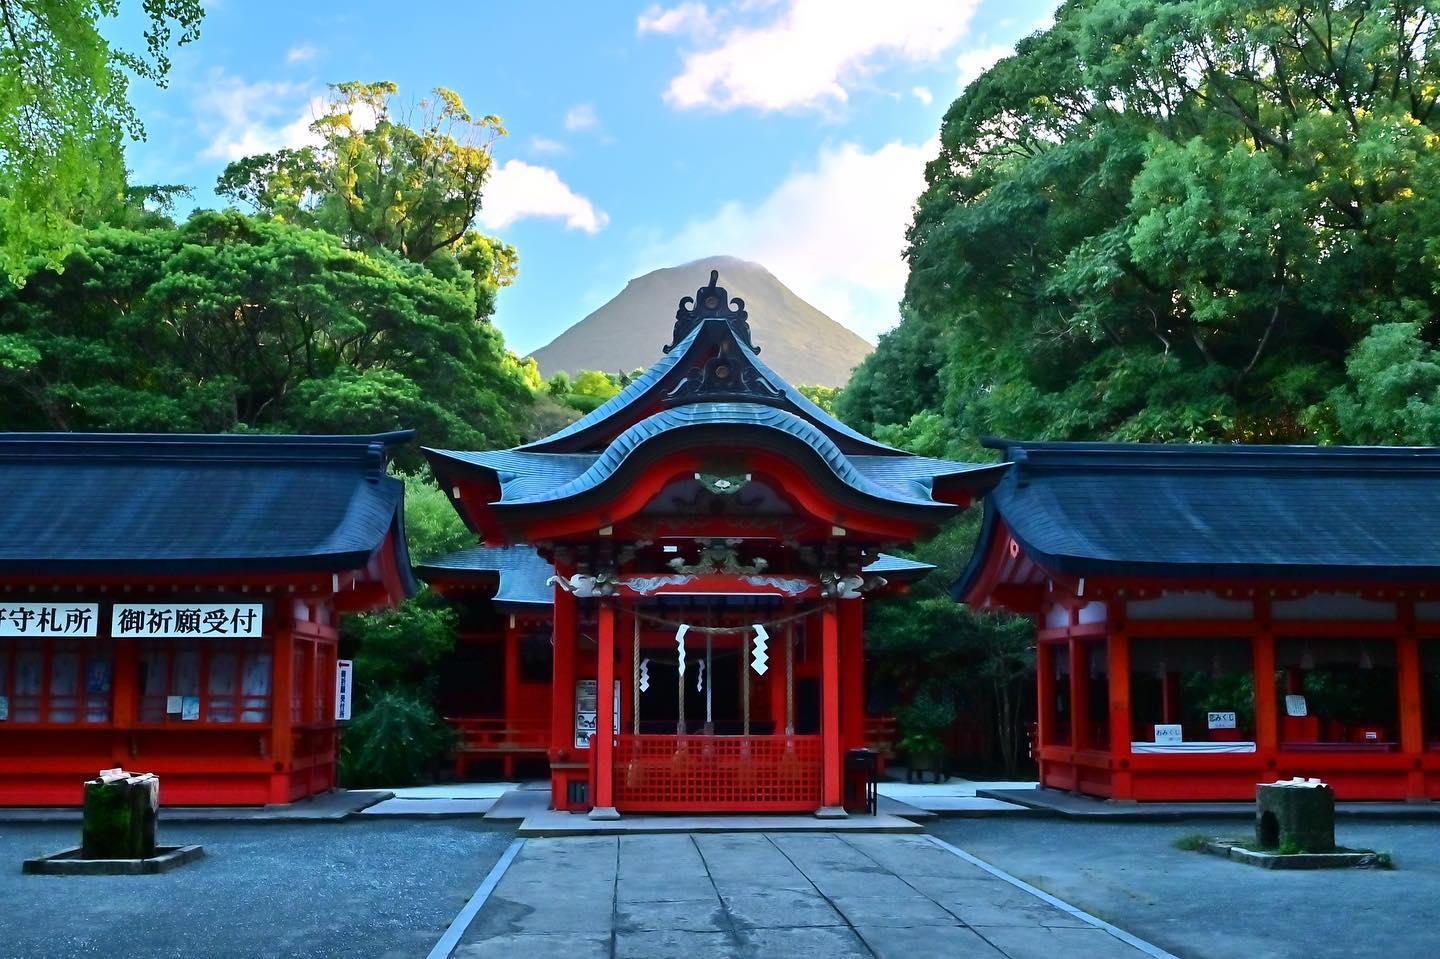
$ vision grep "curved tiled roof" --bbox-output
[418,545,932,606]
[432,403,1005,515]
[415,545,555,609]
[956,439,1440,591]
[0,431,415,580]
[516,318,899,456]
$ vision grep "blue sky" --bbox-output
[122,0,1058,356]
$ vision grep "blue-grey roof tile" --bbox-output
[0,432,413,577]
[418,546,926,607]
[416,545,555,608]
[964,439,1440,581]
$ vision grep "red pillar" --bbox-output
[269,614,296,804]
[1036,642,1056,785]
[1397,624,1425,799]
[1107,628,1133,799]
[590,600,619,818]
[549,576,577,810]
[503,617,520,779]
[1253,630,1278,755]
[819,601,844,815]
[1161,672,1182,725]
[1069,637,1090,753]
[840,598,865,751]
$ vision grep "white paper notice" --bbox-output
[1207,711,1237,730]
[1153,724,1183,744]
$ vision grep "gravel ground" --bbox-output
[0,819,513,959]
[928,817,1440,959]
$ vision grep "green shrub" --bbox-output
[340,688,455,788]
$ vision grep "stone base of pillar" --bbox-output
[814,805,848,820]
[588,806,621,821]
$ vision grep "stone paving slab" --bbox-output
[0,788,390,823]
[517,808,923,836]
[359,797,496,817]
[452,832,1165,959]
[979,787,1440,820]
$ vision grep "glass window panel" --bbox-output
[173,650,200,697]
[83,653,112,723]
[13,648,43,722]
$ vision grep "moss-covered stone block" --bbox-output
[1256,780,1335,853]
[81,770,158,860]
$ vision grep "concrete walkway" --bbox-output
[451,833,1161,959]
[877,777,1036,815]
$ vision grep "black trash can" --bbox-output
[843,748,878,815]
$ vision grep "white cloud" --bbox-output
[955,43,1013,89]
[478,160,609,234]
[196,72,385,161]
[637,2,714,37]
[198,73,325,160]
[563,103,599,131]
[638,137,937,340]
[649,0,981,112]
[285,43,318,63]
[528,135,566,155]
[911,85,933,105]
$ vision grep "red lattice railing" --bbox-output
[610,734,822,812]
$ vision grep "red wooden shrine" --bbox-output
[960,440,1440,803]
[423,271,1003,817]
[0,432,415,806]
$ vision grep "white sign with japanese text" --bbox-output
[574,679,620,747]
[1153,724,1184,744]
[1207,711,1237,730]
[0,603,98,637]
[335,660,354,721]
[111,604,263,638]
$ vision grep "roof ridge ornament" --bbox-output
[664,269,758,354]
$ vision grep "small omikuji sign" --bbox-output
[1153,724,1184,744]
[1207,711,1238,730]
[335,660,354,721]
[0,603,99,637]
[111,603,264,638]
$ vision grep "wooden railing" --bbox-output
[445,716,548,753]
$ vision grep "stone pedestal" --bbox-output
[1256,779,1335,853]
[81,769,159,860]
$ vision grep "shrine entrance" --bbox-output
[422,270,1004,817]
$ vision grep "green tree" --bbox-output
[796,383,840,414]
[853,0,1440,447]
[0,0,202,278]
[0,210,533,466]
[400,471,472,562]
[215,81,518,321]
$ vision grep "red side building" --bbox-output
[0,432,415,806]
[959,440,1440,802]
[422,272,1003,817]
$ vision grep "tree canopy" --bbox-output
[840,0,1440,451]
[216,81,517,321]
[0,210,534,468]
[0,0,202,279]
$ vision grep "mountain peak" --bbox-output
[530,257,872,388]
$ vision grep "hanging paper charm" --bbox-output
[639,658,650,693]
[697,659,705,692]
[750,624,769,675]
[676,624,688,678]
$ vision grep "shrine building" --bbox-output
[958,439,1440,803]
[421,271,1004,817]
[0,432,415,806]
